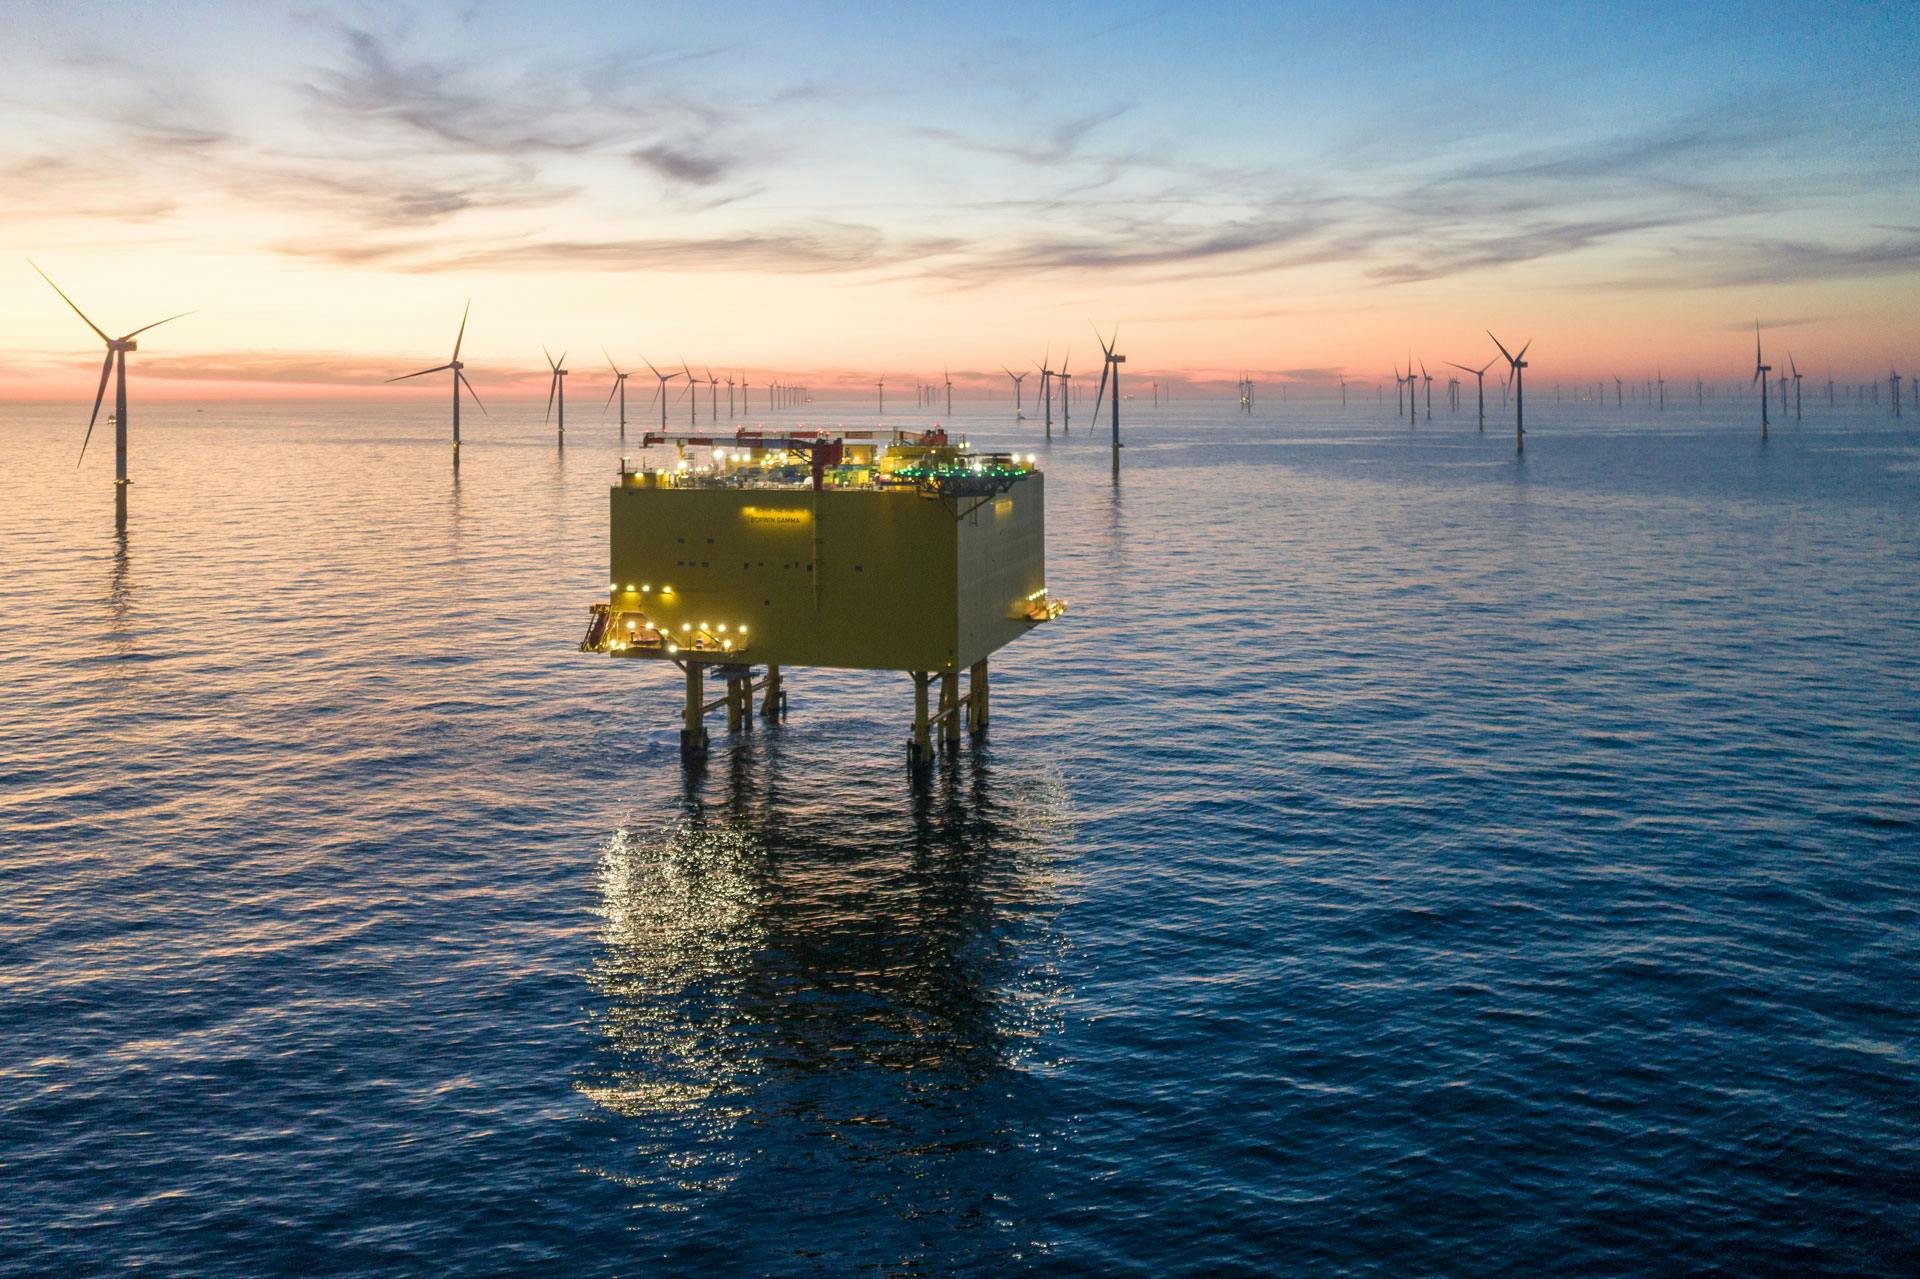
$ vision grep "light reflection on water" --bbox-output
[578,741,1070,1267]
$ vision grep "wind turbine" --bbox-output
[1447,358,1496,432]
[725,372,736,419]
[679,361,699,426]
[33,263,194,485]
[943,364,953,415]
[705,368,719,422]
[1788,355,1803,421]
[1892,368,1904,419]
[1487,331,1531,454]
[603,349,631,438]
[1003,366,1027,415]
[1420,361,1433,421]
[1339,375,1348,409]
[1035,349,1055,436]
[1090,323,1126,479]
[644,357,682,430]
[1752,324,1772,437]
[544,347,569,443]
[1058,352,1072,434]
[386,299,484,457]
[1657,371,1666,411]
[877,375,886,414]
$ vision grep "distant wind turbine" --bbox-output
[1058,351,1072,434]
[544,346,569,444]
[1752,324,1772,438]
[1487,331,1530,455]
[1447,358,1496,433]
[1090,323,1126,480]
[680,361,698,426]
[943,364,953,415]
[603,349,630,437]
[386,299,483,457]
[1788,355,1803,421]
[1003,366,1027,415]
[643,357,682,430]
[1036,349,1055,436]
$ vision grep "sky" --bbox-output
[2,0,1917,398]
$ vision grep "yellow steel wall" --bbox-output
[608,481,1045,672]
[955,475,1046,667]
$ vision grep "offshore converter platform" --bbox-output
[580,428,1066,769]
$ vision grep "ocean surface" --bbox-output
[1,391,1915,1277]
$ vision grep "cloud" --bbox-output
[1685,233,1920,288]
[274,221,961,276]
[631,144,729,186]
[931,211,1335,284]
[923,104,1134,167]
[1367,215,1682,284]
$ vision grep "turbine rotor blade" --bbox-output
[387,363,453,383]
[545,370,558,422]
[1486,330,1516,364]
[30,261,110,343]
[78,350,113,466]
[459,371,488,415]
[120,311,193,341]
[452,300,471,362]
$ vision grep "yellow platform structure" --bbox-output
[581,429,1065,768]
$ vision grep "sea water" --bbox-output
[1,396,1914,1275]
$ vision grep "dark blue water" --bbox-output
[2,399,1915,1276]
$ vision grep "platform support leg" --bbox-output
[968,660,989,734]
[681,664,708,758]
[940,671,961,747]
[908,672,934,771]
[725,676,744,733]
[761,664,783,720]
